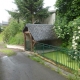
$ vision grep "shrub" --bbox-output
[68,17,80,60]
[3,19,24,45]
[0,33,3,43]
[8,32,24,45]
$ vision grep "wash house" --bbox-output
[23,24,61,51]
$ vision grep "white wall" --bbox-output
[43,12,56,25]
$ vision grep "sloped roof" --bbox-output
[24,24,57,41]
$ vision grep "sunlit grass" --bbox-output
[0,33,16,56]
[29,55,44,64]
[0,49,16,56]
[0,33,3,43]
[43,52,79,71]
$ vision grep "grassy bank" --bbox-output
[0,33,16,56]
[0,49,16,56]
[0,33,3,43]
[43,52,79,71]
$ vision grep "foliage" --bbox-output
[68,17,80,47]
[55,0,80,58]
[54,16,69,38]
[0,33,3,43]
[7,10,22,23]
[54,16,71,47]
[8,32,24,45]
[3,19,24,45]
[55,0,80,22]
[0,26,1,32]
[13,0,50,23]
[55,0,80,47]
[68,17,80,57]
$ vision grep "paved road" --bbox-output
[0,52,68,80]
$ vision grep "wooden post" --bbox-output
[24,31,35,51]
[32,40,36,49]
[29,33,33,51]
[24,33,26,50]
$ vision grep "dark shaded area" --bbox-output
[23,26,28,32]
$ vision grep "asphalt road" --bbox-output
[0,52,68,80]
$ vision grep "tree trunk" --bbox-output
[17,18,20,23]
[31,14,35,24]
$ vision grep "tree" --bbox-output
[13,0,50,23]
[54,0,80,47]
[68,17,80,60]
[7,10,21,23]
[3,18,24,44]
[0,26,1,33]
[55,0,80,22]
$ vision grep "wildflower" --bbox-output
[73,36,75,39]
[78,26,80,29]
[73,46,77,49]
[74,51,77,54]
[78,31,80,33]
[76,36,79,39]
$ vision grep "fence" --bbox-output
[33,42,80,72]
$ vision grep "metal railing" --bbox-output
[33,42,80,72]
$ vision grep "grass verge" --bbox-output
[0,49,16,56]
[28,52,80,80]
[43,52,79,71]
[0,33,3,43]
[29,55,44,64]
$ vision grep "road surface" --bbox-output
[0,52,68,80]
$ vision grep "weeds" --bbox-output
[29,55,44,64]
[0,49,16,56]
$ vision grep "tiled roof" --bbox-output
[25,24,57,41]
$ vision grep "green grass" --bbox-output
[43,51,79,71]
[0,49,16,56]
[0,33,16,56]
[29,55,44,64]
[0,33,3,43]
